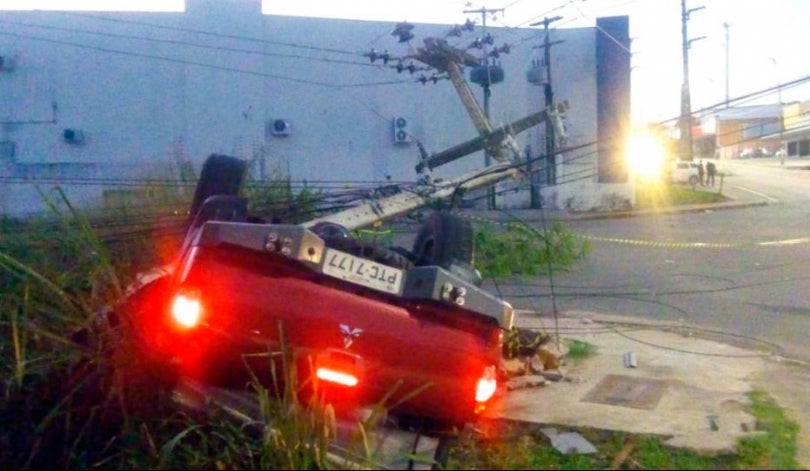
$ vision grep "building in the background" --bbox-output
[0,0,631,217]
[777,101,810,158]
[697,101,810,160]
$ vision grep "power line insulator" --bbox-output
[364,48,378,62]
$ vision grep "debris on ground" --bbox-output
[540,427,598,454]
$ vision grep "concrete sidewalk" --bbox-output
[483,310,810,467]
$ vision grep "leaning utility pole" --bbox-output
[680,0,705,161]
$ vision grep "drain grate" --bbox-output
[581,374,669,410]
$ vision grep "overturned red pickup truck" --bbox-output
[118,153,515,433]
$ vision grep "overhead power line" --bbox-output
[60,11,360,56]
[0,30,415,88]
[0,19,378,68]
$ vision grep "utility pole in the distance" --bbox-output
[529,16,563,207]
[680,0,705,161]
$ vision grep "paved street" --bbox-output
[485,157,810,365]
[471,156,810,467]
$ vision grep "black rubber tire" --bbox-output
[412,210,481,286]
[189,154,247,222]
[310,221,352,240]
[322,235,414,271]
[412,210,474,268]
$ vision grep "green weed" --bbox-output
[565,339,597,360]
[474,220,590,278]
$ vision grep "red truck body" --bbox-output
[126,214,514,430]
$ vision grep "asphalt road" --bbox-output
[489,157,810,364]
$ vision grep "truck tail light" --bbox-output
[171,288,203,328]
[475,365,497,404]
[316,368,358,387]
[316,349,363,388]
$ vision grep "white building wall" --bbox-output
[0,1,627,217]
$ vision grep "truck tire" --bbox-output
[189,154,247,222]
[412,210,482,286]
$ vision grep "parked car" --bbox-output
[669,160,700,187]
[740,148,771,159]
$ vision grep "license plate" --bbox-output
[322,248,404,295]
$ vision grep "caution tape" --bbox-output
[450,211,810,249]
[578,235,810,249]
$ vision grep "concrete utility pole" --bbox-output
[530,16,563,193]
[464,6,504,209]
[724,22,730,107]
[680,0,705,161]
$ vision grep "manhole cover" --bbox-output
[581,374,668,410]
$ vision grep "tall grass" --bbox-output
[0,188,389,469]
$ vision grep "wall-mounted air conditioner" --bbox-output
[269,119,291,136]
[0,140,16,159]
[0,55,16,72]
[63,128,85,145]
[392,116,411,144]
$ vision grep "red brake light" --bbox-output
[475,365,497,403]
[316,367,359,387]
[316,349,363,387]
[171,289,203,328]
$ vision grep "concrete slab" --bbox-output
[484,312,777,456]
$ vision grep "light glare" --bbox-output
[626,132,666,180]
[171,293,202,328]
[475,365,497,403]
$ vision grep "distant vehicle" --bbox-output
[669,160,700,187]
[740,148,772,159]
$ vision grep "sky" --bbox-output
[2,0,809,125]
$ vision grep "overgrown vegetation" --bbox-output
[473,220,590,278]
[636,183,728,209]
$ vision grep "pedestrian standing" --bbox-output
[706,161,716,186]
[698,160,705,186]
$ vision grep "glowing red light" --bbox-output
[316,367,358,387]
[171,290,202,328]
[475,365,497,403]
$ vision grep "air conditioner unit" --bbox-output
[0,140,16,159]
[0,55,16,72]
[269,119,291,136]
[392,116,411,144]
[63,128,85,145]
